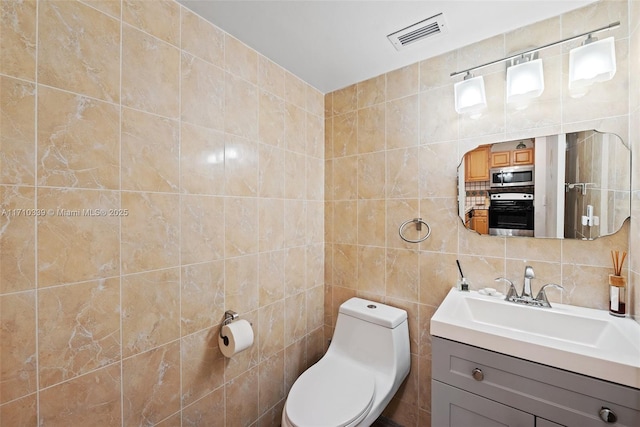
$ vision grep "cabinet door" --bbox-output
[465,146,490,181]
[475,216,488,234]
[432,380,535,427]
[513,148,534,165]
[490,151,511,168]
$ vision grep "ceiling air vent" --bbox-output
[387,13,448,51]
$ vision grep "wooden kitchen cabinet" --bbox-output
[471,210,488,235]
[490,147,534,168]
[465,146,490,182]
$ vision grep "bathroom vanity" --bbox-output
[430,289,640,426]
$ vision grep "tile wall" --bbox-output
[0,0,324,425]
[325,0,637,425]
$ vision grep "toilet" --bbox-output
[282,297,411,427]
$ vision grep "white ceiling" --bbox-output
[178,0,597,93]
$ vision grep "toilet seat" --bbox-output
[285,359,376,427]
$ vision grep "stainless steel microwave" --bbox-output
[489,165,534,188]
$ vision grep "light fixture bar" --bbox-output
[450,21,620,78]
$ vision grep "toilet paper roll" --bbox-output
[218,319,254,358]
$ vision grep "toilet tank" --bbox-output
[329,298,410,378]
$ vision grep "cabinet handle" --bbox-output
[599,407,617,423]
[472,368,484,381]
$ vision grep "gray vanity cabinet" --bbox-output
[432,337,640,427]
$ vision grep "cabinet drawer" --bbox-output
[432,337,640,427]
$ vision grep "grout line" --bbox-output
[34,0,41,422]
[177,5,184,426]
[118,1,124,425]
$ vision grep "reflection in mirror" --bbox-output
[457,130,630,240]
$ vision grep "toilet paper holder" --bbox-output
[219,310,239,346]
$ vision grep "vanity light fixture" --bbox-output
[450,21,619,114]
[454,72,487,119]
[568,35,616,98]
[506,53,544,108]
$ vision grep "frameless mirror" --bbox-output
[457,130,630,240]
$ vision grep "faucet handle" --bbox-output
[495,277,518,300]
[534,283,564,308]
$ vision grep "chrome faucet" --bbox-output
[522,265,535,300]
[495,266,564,308]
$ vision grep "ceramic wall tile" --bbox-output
[225,35,258,84]
[181,7,224,66]
[225,366,259,427]
[0,185,36,294]
[225,73,258,140]
[284,199,307,248]
[0,0,36,81]
[284,246,307,297]
[180,123,225,195]
[80,0,121,18]
[38,278,120,388]
[0,291,36,403]
[386,147,420,199]
[259,90,285,148]
[259,250,285,306]
[181,53,225,130]
[181,387,225,427]
[357,104,385,154]
[386,95,419,150]
[357,199,386,247]
[418,142,458,198]
[357,246,386,296]
[0,393,37,426]
[122,25,179,118]
[181,329,225,407]
[259,55,286,98]
[38,363,121,427]
[258,199,284,253]
[419,50,456,92]
[181,195,225,265]
[332,84,357,115]
[121,107,179,192]
[225,197,259,257]
[37,188,119,287]
[123,0,180,46]
[386,63,419,100]
[258,351,285,414]
[258,300,285,362]
[225,135,258,197]
[357,74,386,108]
[420,86,458,144]
[38,0,120,102]
[386,248,419,301]
[122,268,180,357]
[225,254,259,315]
[181,260,225,336]
[37,86,120,190]
[285,103,307,154]
[0,76,35,185]
[285,71,307,109]
[122,342,181,426]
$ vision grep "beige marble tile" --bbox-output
[122,341,181,426]
[182,387,225,427]
[122,25,179,118]
[225,366,259,427]
[257,399,286,427]
[357,104,385,154]
[258,250,285,307]
[38,0,120,103]
[284,151,306,200]
[181,195,225,265]
[121,191,179,274]
[258,55,285,98]
[225,197,258,257]
[357,151,386,199]
[386,95,419,149]
[285,102,307,154]
[307,157,325,202]
[225,35,258,84]
[386,248,419,302]
[459,225,506,258]
[419,252,458,307]
[505,236,562,263]
[258,199,284,253]
[181,7,224,66]
[225,254,259,315]
[180,260,224,336]
[259,90,285,148]
[306,112,325,160]
[0,76,35,185]
[418,198,458,253]
[0,291,36,403]
[37,86,119,190]
[284,337,307,392]
[418,304,437,357]
[386,63,419,100]
[38,363,121,427]
[123,0,180,46]
[225,134,258,197]
[37,188,119,287]
[180,123,225,195]
[121,107,179,192]
[285,292,306,346]
[181,329,225,407]
[79,0,121,18]
[38,278,120,388]
[181,52,225,130]
[357,246,386,297]
[225,73,258,139]
[258,300,285,362]
[332,111,358,157]
[284,199,306,248]
[306,85,325,117]
[418,142,459,198]
[420,50,457,91]
[562,220,629,268]
[332,84,357,115]
[333,200,357,245]
[285,246,306,297]
[386,147,420,199]
[506,16,562,60]
[122,268,180,357]
[258,351,285,414]
[561,264,611,310]
[0,393,37,426]
[285,71,307,109]
[386,198,419,250]
[0,0,36,81]
[357,199,386,247]
[357,74,386,108]
[0,185,35,294]
[456,255,506,290]
[306,285,324,332]
[458,71,506,139]
[420,86,458,144]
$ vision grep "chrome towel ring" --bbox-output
[398,218,431,243]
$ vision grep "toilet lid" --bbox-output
[286,360,376,427]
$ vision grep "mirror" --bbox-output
[457,130,630,240]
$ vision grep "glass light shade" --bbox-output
[568,36,616,97]
[454,75,487,117]
[506,58,544,106]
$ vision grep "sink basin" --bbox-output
[431,288,640,389]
